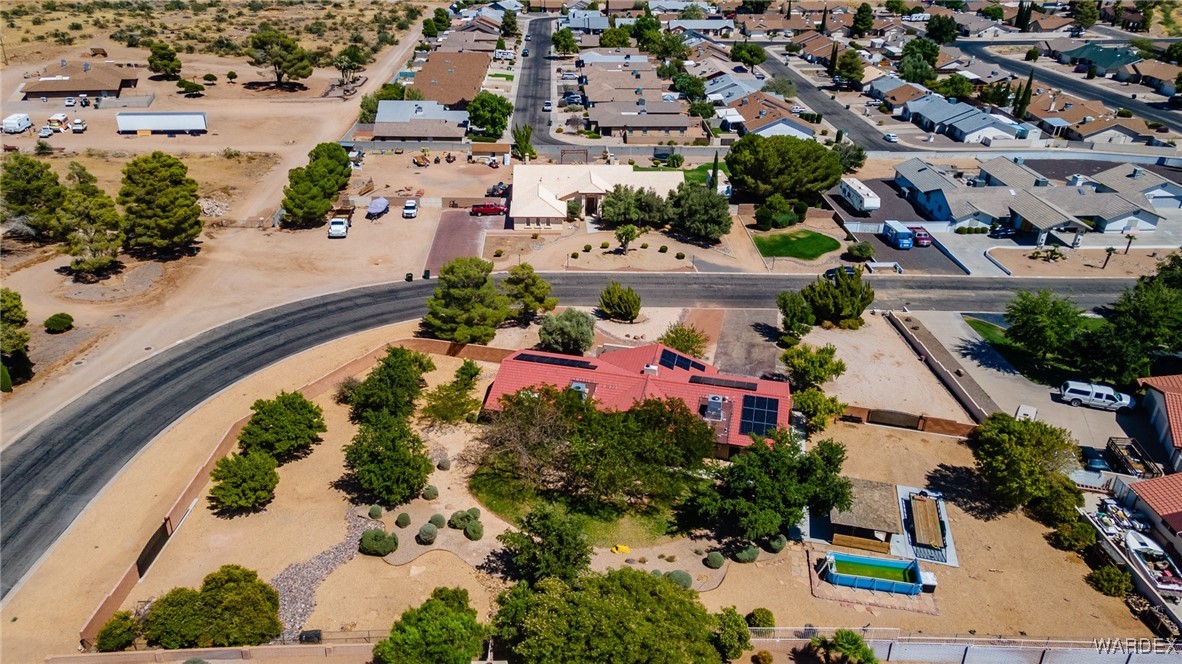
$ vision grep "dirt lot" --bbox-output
[990,247,1180,278]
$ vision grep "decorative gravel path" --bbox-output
[271,507,371,641]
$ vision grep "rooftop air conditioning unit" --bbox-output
[642,364,659,376]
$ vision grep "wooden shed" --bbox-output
[830,478,902,555]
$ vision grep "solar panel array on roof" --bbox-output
[659,349,706,372]
[689,375,759,392]
[739,395,780,436]
[516,353,597,370]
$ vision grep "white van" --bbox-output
[1059,381,1135,411]
[3,113,32,133]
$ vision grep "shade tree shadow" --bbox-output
[925,463,1010,521]
[953,337,1019,376]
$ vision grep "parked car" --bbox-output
[37,126,54,138]
[823,266,857,281]
[791,105,806,113]
[988,226,1018,239]
[525,34,532,41]
[471,203,508,216]
[1059,380,1135,411]
[327,218,349,239]
[883,133,899,143]
[522,48,529,57]
[64,97,75,107]
[543,100,553,112]
[1081,447,1113,473]
[402,200,419,219]
[71,119,87,134]
[908,227,932,247]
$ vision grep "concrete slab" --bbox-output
[714,308,781,379]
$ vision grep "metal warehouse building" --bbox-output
[115,112,207,135]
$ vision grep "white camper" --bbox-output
[3,114,32,133]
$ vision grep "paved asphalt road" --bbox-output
[957,42,1182,134]
[515,17,563,146]
[0,272,1137,597]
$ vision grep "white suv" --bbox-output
[327,218,349,238]
[402,200,418,218]
[1059,381,1135,411]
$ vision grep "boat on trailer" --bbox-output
[1125,530,1182,594]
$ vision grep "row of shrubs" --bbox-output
[361,496,485,556]
[955,226,989,234]
[704,534,788,568]
[572,248,684,259]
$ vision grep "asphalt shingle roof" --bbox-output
[895,158,959,193]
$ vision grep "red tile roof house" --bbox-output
[483,343,792,459]
[1139,375,1182,472]
[1128,473,1182,556]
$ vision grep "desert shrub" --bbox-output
[754,650,774,664]
[583,244,592,252]
[449,510,474,529]
[464,520,484,541]
[659,245,668,253]
[95,610,139,652]
[651,569,664,577]
[1087,566,1132,597]
[334,376,360,405]
[359,528,398,556]
[422,485,438,500]
[666,555,676,563]
[746,607,775,628]
[848,241,875,262]
[570,252,579,259]
[675,252,685,260]
[44,312,74,333]
[734,545,759,563]
[705,551,725,568]
[437,458,451,471]
[1052,519,1096,553]
[767,534,787,553]
[601,241,610,249]
[837,318,863,330]
[368,505,382,519]
[418,523,438,544]
[666,153,685,167]
[641,242,649,249]
[666,570,692,588]
[395,512,411,528]
[494,249,504,257]
[429,513,446,528]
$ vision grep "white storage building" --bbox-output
[115,112,207,135]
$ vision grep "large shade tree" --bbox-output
[118,151,202,252]
[725,134,843,202]
[424,257,511,344]
[247,30,313,86]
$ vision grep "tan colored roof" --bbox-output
[728,91,807,133]
[831,478,902,534]
[22,62,138,95]
[372,119,467,139]
[509,164,683,218]
[436,32,499,52]
[739,13,813,32]
[1071,116,1151,139]
[885,84,928,106]
[413,52,492,107]
[1026,92,1106,124]
[1130,59,1182,82]
[1029,15,1074,31]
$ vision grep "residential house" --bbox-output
[739,14,813,37]
[821,13,855,38]
[894,158,961,219]
[565,9,611,33]
[1032,186,1163,232]
[792,31,837,63]
[1088,163,1182,210]
[722,92,815,139]
[901,96,978,132]
[668,18,735,35]
[483,342,791,459]
[649,0,714,13]
[1057,43,1142,77]
[870,17,907,38]
[411,51,492,109]
[581,66,667,104]
[1028,14,1074,32]
[955,14,1015,38]
[944,110,1024,143]
[866,75,908,100]
[585,110,700,142]
[687,56,744,81]
[830,479,904,555]
[1137,376,1182,473]
[370,100,469,141]
[578,48,646,66]
[458,14,502,34]
[1024,91,1107,136]
[934,48,967,74]
[1127,473,1182,554]
[1100,5,1146,30]
[901,96,1021,143]
[531,0,567,11]
[1117,60,1182,97]
[882,83,930,113]
[1065,116,1155,144]
[704,73,764,105]
[436,31,499,53]
[21,61,139,100]
[958,61,1013,88]
[490,0,523,12]
[1038,37,1083,57]
[976,156,1051,188]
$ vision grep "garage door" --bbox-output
[1150,194,1182,210]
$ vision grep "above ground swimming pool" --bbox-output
[824,552,925,595]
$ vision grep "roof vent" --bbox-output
[1013,156,1024,165]
[1132,166,1144,179]
[643,364,659,376]
[758,109,767,117]
[1034,177,1049,187]
[704,395,725,421]
[633,69,641,78]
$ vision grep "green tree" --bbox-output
[1110,278,1182,351]
[982,4,1006,20]
[777,290,815,343]
[1,153,65,237]
[615,223,641,251]
[832,141,866,173]
[780,343,846,391]
[226,70,238,83]
[926,14,959,43]
[237,391,326,461]
[498,504,593,584]
[420,360,483,425]
[930,73,974,100]
[307,141,352,194]
[1073,0,1099,33]
[902,37,940,65]
[673,73,706,101]
[209,451,279,511]
[714,606,752,661]
[600,185,641,226]
[1053,517,1097,552]
[512,124,537,160]
[199,565,281,646]
[1012,69,1035,119]
[552,27,579,55]
[762,77,797,98]
[598,281,641,322]
[679,3,706,19]
[646,31,691,60]
[700,429,852,541]
[978,80,1013,107]
[422,18,439,38]
[373,587,486,664]
[95,611,139,652]
[800,267,875,326]
[498,568,722,663]
[971,413,1077,509]
[281,166,333,227]
[599,26,631,48]
[1028,471,1084,526]
[147,41,182,78]
[827,42,840,78]
[688,100,716,117]
[539,308,596,355]
[1025,47,1041,62]
[1,288,29,355]
[176,79,205,96]
[118,152,202,252]
[834,49,865,88]
[468,91,514,136]
[812,629,879,664]
[424,257,511,344]
[247,30,313,86]
[501,9,519,36]
[349,346,436,423]
[730,42,768,68]
[726,134,843,202]
[433,7,451,31]
[668,182,732,242]
[1087,566,1133,597]
[659,322,708,357]
[344,410,434,505]
[1075,321,1150,386]
[60,178,124,274]
[143,587,205,648]
[898,53,935,83]
[793,387,846,432]
[478,385,595,490]
[1003,289,1083,361]
[852,2,875,36]
[500,262,557,322]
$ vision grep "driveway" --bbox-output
[424,210,507,274]
[912,311,1156,450]
[713,308,782,379]
[859,234,966,275]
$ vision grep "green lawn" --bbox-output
[634,162,730,186]
[964,316,1105,386]
[489,73,515,81]
[753,229,841,260]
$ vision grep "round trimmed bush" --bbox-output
[767,534,787,553]
[449,510,473,529]
[666,570,692,589]
[651,569,664,577]
[675,252,685,260]
[734,545,759,563]
[359,528,398,556]
[466,507,481,519]
[658,245,668,253]
[464,520,484,541]
[368,505,382,519]
[493,249,504,257]
[600,241,610,249]
[429,513,446,528]
[437,457,451,471]
[754,650,774,664]
[641,242,649,249]
[418,523,438,545]
[571,252,579,259]
[583,244,592,252]
[44,312,74,334]
[395,512,411,528]
[422,485,438,500]
[705,551,725,569]
[746,607,775,628]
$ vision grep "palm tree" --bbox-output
[1103,246,1116,269]
[1124,232,1138,255]
[811,629,879,663]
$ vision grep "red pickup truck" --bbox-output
[470,203,507,216]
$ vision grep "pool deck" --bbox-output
[892,485,960,568]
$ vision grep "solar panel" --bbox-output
[660,349,707,372]
[689,375,759,391]
[739,395,780,436]
[516,353,596,370]
[659,349,677,369]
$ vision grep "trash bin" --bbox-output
[405,272,413,282]
[298,630,322,644]
[423,269,431,279]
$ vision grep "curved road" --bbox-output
[0,273,1135,596]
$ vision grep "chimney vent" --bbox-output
[1132,166,1144,179]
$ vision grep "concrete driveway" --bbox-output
[912,310,1157,450]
